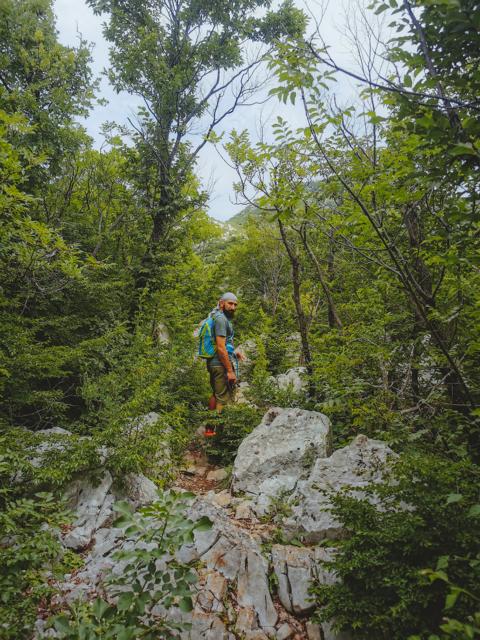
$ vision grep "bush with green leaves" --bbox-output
[203,404,263,466]
[0,493,69,640]
[48,490,212,640]
[0,436,73,640]
[312,453,480,640]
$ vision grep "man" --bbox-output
[205,292,243,436]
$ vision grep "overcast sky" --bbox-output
[53,0,362,221]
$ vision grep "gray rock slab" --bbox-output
[207,468,229,482]
[235,607,259,634]
[271,545,316,615]
[62,472,114,549]
[232,407,332,501]
[306,622,322,640]
[196,570,228,613]
[237,549,278,631]
[186,500,278,632]
[274,367,307,393]
[277,623,295,640]
[122,472,158,506]
[283,434,396,542]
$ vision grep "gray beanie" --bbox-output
[220,292,238,302]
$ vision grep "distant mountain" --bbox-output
[225,205,261,229]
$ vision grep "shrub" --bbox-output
[312,452,480,639]
[48,491,212,640]
[204,404,263,466]
[0,435,71,640]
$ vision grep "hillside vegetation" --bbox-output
[0,0,479,639]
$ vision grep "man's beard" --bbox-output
[223,309,235,319]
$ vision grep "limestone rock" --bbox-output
[236,607,258,634]
[235,500,256,520]
[244,632,269,640]
[232,407,332,504]
[271,545,316,615]
[62,472,114,550]
[37,427,72,436]
[122,473,158,506]
[154,322,170,345]
[283,434,396,542]
[184,500,279,633]
[196,571,228,613]
[127,411,161,435]
[273,367,307,393]
[321,621,353,640]
[277,623,295,640]
[235,381,254,405]
[212,490,232,508]
[195,466,208,477]
[306,622,322,640]
[237,549,278,631]
[29,428,74,470]
[207,468,229,482]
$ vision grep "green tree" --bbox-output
[87,0,307,292]
[0,0,95,181]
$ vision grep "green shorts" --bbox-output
[207,361,235,405]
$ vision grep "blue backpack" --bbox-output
[198,311,237,369]
[198,313,218,359]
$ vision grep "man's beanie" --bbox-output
[220,292,238,302]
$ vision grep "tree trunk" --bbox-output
[297,225,343,330]
[278,220,314,391]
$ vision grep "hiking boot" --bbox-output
[204,425,216,437]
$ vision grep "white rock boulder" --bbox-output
[273,367,307,393]
[122,472,158,506]
[232,407,332,505]
[62,472,115,550]
[283,434,396,542]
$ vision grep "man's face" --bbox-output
[221,300,238,318]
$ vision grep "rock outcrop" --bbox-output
[232,407,332,515]
[283,435,396,542]
[38,409,398,640]
[272,367,307,394]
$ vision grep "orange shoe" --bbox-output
[204,425,216,437]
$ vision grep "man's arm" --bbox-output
[216,335,236,382]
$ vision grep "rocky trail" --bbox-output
[35,408,394,640]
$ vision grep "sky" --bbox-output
[53,0,361,221]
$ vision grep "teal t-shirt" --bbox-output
[210,311,234,366]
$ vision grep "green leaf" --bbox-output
[92,597,111,620]
[113,501,134,516]
[467,504,480,517]
[450,143,479,157]
[445,589,460,610]
[117,592,134,611]
[53,615,72,634]
[179,491,195,500]
[178,596,193,612]
[446,493,462,504]
[194,516,213,531]
[113,627,135,640]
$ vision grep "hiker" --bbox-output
[197,292,244,436]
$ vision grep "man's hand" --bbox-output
[234,348,246,362]
[227,370,237,384]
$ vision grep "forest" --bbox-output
[0,0,479,638]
